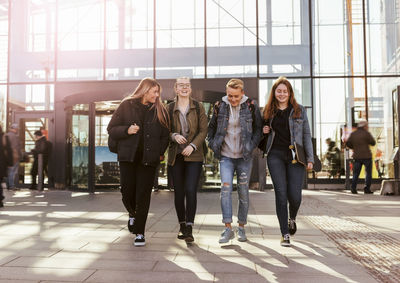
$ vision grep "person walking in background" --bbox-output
[0,125,13,207]
[259,76,313,247]
[346,120,376,194]
[167,77,208,243]
[107,78,170,247]
[30,130,49,190]
[208,78,263,244]
[5,123,22,190]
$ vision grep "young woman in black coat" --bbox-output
[107,78,170,246]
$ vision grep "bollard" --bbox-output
[38,154,43,191]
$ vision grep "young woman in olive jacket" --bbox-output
[107,78,170,246]
[167,77,208,243]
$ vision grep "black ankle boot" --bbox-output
[177,223,186,239]
[185,225,194,243]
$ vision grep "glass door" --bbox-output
[95,101,120,188]
[13,111,54,187]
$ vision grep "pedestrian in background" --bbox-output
[5,123,22,190]
[107,78,170,247]
[208,78,263,244]
[30,130,50,190]
[346,120,376,194]
[0,125,12,207]
[259,76,313,247]
[167,77,208,243]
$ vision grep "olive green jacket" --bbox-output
[167,98,208,166]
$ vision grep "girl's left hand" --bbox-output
[307,162,313,170]
[182,145,194,156]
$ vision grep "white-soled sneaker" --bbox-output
[280,234,291,247]
[219,227,234,244]
[134,234,145,246]
[237,227,247,242]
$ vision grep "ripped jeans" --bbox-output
[219,156,253,225]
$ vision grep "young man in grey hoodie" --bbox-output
[207,79,263,243]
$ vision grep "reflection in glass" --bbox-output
[57,0,104,80]
[95,101,119,185]
[314,0,364,76]
[0,85,5,129]
[8,84,54,113]
[155,0,204,79]
[207,0,257,77]
[71,104,89,188]
[0,0,8,82]
[105,0,154,80]
[9,0,55,82]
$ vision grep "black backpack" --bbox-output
[108,135,118,154]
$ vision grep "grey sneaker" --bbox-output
[237,227,247,242]
[219,227,234,244]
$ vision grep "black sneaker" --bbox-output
[0,201,3,208]
[288,219,297,235]
[351,188,358,194]
[134,234,145,246]
[127,217,135,234]
[280,234,291,247]
[177,223,186,240]
[364,188,373,194]
[184,225,194,243]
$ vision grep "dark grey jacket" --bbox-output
[107,99,169,166]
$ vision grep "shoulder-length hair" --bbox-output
[263,76,301,120]
[125,77,169,129]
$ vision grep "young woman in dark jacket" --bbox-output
[259,76,313,247]
[107,78,170,246]
[167,77,208,243]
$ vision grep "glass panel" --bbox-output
[206,0,257,78]
[0,85,6,129]
[8,84,54,112]
[9,0,56,82]
[314,0,364,76]
[95,101,119,186]
[258,0,310,76]
[71,104,89,188]
[367,77,400,178]
[57,0,104,81]
[366,0,399,75]
[313,78,370,179]
[0,0,8,82]
[105,0,153,80]
[155,0,204,79]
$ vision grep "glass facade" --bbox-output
[2,0,400,186]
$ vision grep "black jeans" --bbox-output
[267,148,305,235]
[171,154,203,225]
[119,161,157,235]
[351,158,372,191]
[31,156,48,186]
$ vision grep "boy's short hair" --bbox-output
[226,78,244,90]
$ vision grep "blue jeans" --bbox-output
[7,162,19,189]
[351,159,372,191]
[267,148,305,235]
[219,156,253,225]
[171,154,203,225]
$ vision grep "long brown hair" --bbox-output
[126,78,169,129]
[263,76,301,120]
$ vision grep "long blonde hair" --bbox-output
[263,76,301,120]
[127,78,169,129]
